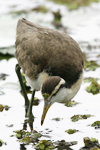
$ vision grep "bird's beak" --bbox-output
[41,100,51,126]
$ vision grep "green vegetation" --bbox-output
[83,137,100,149]
[52,10,61,23]
[11,6,48,15]
[71,114,92,122]
[35,140,54,150]
[65,129,78,134]
[32,6,48,13]
[65,100,78,107]
[86,81,100,95]
[0,139,6,147]
[52,10,63,29]
[0,53,14,60]
[91,121,100,129]
[0,105,4,112]
[13,130,42,144]
[83,52,99,71]
[0,73,8,80]
[52,117,61,121]
[84,60,99,71]
[13,129,78,149]
[0,46,14,60]
[84,77,98,83]
[0,139,4,147]
[49,0,99,10]
[33,97,40,106]
[0,104,10,112]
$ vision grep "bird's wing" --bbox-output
[15,18,83,80]
[15,18,50,66]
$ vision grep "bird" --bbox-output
[15,18,84,126]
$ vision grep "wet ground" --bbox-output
[0,0,100,149]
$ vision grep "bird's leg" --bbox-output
[27,90,35,117]
[15,64,29,114]
[15,64,35,130]
[27,90,35,131]
[23,119,28,130]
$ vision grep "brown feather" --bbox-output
[15,18,83,85]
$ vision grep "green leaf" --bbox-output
[39,143,45,149]
[32,133,42,139]
[16,133,22,139]
[90,138,98,142]
[86,81,100,95]
[65,129,78,134]
[65,100,78,107]
[84,77,98,83]
[91,121,100,128]
[0,105,4,112]
[84,60,98,71]
[71,114,92,122]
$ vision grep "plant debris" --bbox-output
[19,136,33,144]
[6,124,13,127]
[35,140,54,150]
[0,105,4,112]
[84,60,99,71]
[33,97,40,106]
[13,130,42,144]
[86,81,100,95]
[71,114,92,122]
[53,10,62,22]
[0,105,10,112]
[65,129,78,134]
[54,140,77,149]
[13,129,78,149]
[52,117,61,122]
[0,139,3,147]
[0,53,14,60]
[32,6,48,13]
[0,73,8,80]
[49,0,99,10]
[65,100,78,107]
[80,137,100,149]
[0,45,14,60]
[91,121,100,129]
[5,105,10,111]
[84,77,98,83]
[0,139,6,147]
[52,10,63,28]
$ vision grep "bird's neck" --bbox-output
[38,71,49,87]
[51,70,83,104]
[25,71,49,90]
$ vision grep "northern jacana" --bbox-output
[15,18,83,125]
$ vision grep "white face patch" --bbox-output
[47,78,65,101]
[51,78,65,95]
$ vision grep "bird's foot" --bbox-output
[24,105,34,131]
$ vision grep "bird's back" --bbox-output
[15,18,83,87]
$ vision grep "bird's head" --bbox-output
[40,76,66,125]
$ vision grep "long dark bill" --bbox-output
[41,101,51,125]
